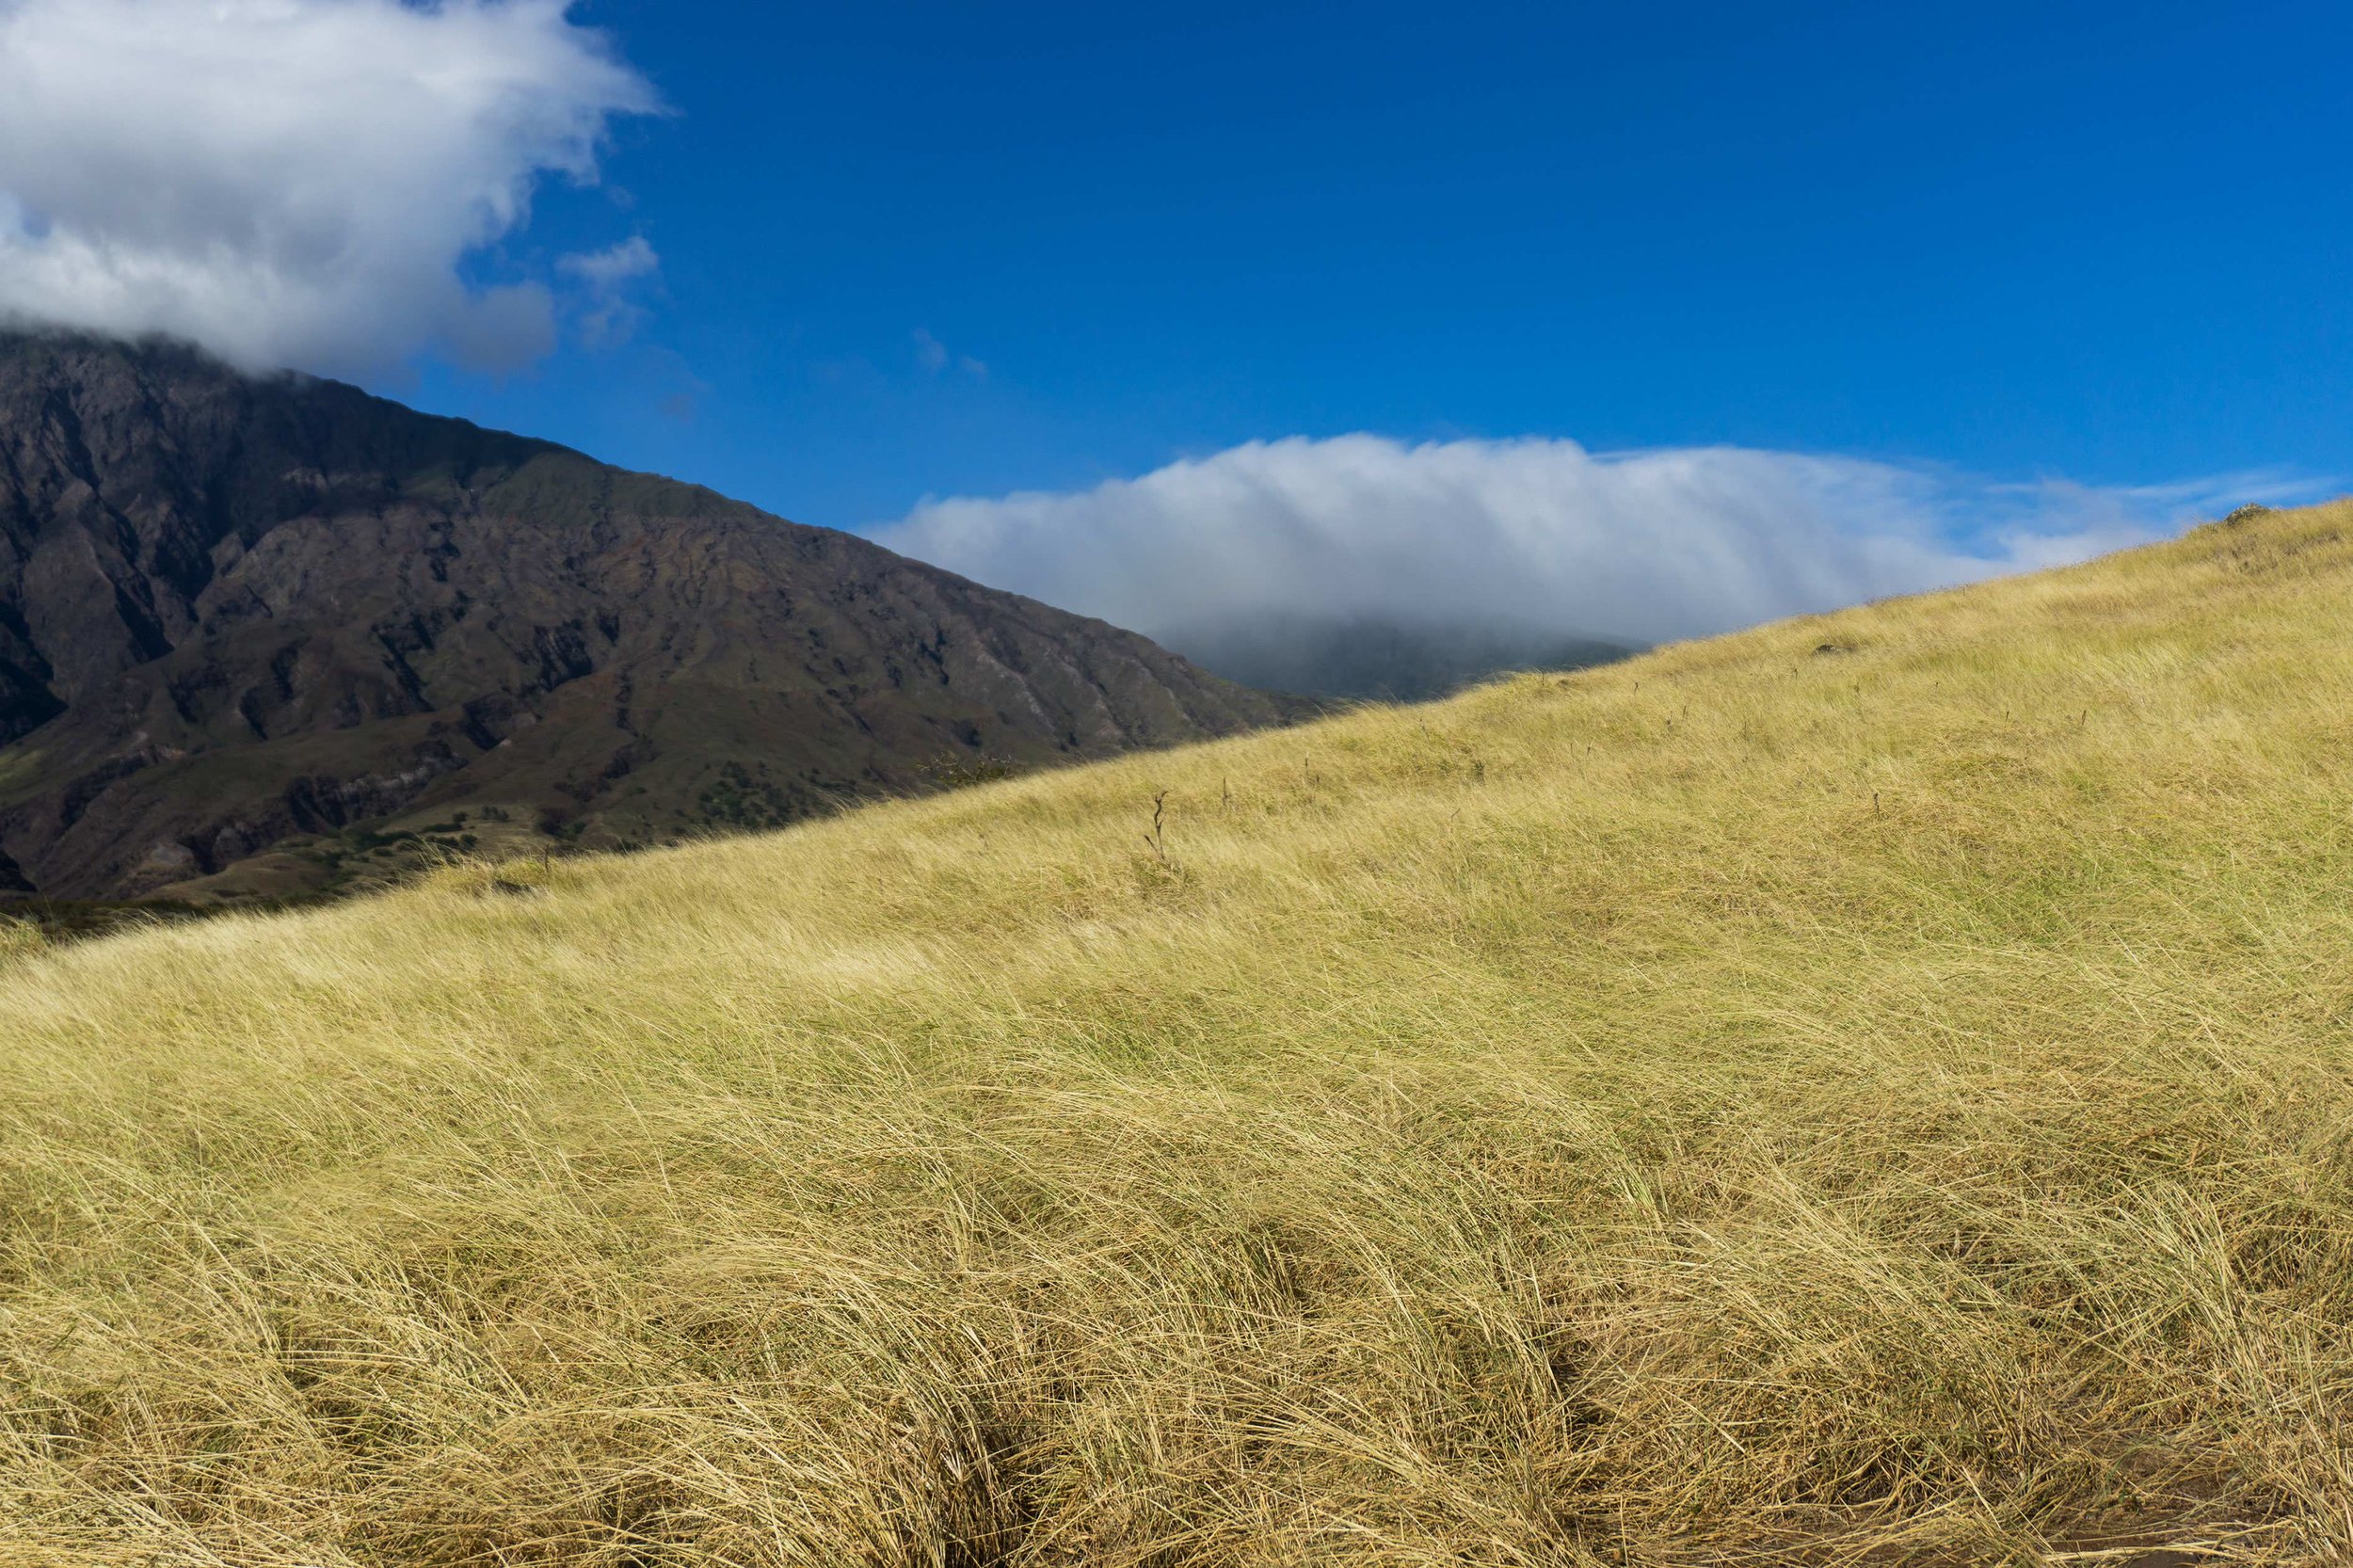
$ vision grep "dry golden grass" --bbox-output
[8,504,2353,1565]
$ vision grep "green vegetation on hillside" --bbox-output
[7,504,2353,1564]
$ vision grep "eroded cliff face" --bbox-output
[0,333,1301,900]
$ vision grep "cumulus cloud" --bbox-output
[872,436,2327,648]
[0,0,660,374]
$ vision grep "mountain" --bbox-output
[1161,613,1635,702]
[0,332,1303,902]
[9,503,2351,1561]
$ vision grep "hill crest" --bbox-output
[7,502,2353,1560]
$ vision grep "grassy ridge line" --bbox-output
[6,503,2353,1563]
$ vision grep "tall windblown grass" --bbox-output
[8,504,2353,1564]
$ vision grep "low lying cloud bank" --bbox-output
[0,0,660,375]
[873,436,2325,651]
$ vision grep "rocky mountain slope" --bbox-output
[1162,613,1634,702]
[0,332,1302,901]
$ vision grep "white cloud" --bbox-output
[559,234,659,290]
[913,326,986,379]
[0,0,660,374]
[872,435,2328,647]
[560,234,659,346]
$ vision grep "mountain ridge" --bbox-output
[10,504,2353,1559]
[1160,613,1636,702]
[0,330,1304,901]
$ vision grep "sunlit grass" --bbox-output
[7,503,2353,1563]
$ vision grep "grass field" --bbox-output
[8,503,2353,1565]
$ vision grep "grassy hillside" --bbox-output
[8,504,2353,1565]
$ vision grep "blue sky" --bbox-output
[0,0,2344,643]
[392,0,2351,532]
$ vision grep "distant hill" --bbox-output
[1163,614,1634,702]
[9,503,2353,1561]
[0,332,1303,901]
